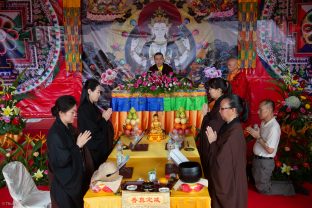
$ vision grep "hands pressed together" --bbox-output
[245,126,260,140]
[76,130,92,148]
[102,108,113,121]
[205,126,217,144]
[202,103,210,117]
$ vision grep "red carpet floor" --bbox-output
[247,183,312,208]
[0,184,311,208]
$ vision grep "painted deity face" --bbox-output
[302,11,312,44]
[151,22,169,39]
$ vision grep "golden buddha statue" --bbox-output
[148,114,165,141]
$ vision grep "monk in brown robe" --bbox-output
[198,78,229,179]
[206,94,248,208]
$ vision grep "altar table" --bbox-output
[83,136,211,208]
[111,89,208,138]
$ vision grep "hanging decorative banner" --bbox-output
[63,7,82,72]
[238,0,257,69]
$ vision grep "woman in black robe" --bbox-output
[198,78,229,179]
[47,95,91,208]
[78,79,114,171]
[206,94,248,208]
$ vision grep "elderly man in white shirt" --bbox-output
[246,99,295,196]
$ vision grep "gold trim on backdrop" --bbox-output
[63,0,80,8]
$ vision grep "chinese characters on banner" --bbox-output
[122,190,170,208]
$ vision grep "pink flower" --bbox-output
[150,86,157,91]
[118,84,124,90]
[101,69,117,85]
[137,79,142,85]
[173,77,178,82]
[44,170,48,175]
[300,107,306,113]
[107,80,114,85]
[169,72,174,77]
[133,83,139,88]
[106,69,113,75]
[142,81,148,86]
[3,116,10,123]
[203,66,222,78]
[281,101,286,106]
[142,72,147,77]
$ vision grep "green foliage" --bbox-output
[0,133,48,188]
[271,77,312,182]
[0,80,26,135]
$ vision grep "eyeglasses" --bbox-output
[258,108,267,112]
[220,107,232,111]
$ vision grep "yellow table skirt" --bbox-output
[84,189,210,208]
[84,136,211,208]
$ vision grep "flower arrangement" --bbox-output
[203,66,222,79]
[272,75,312,182]
[0,81,26,136]
[101,68,118,85]
[0,133,48,187]
[120,71,193,95]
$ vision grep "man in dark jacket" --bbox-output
[148,52,174,76]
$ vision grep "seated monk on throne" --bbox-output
[149,52,174,76]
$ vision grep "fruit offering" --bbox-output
[173,107,192,135]
[124,107,141,136]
